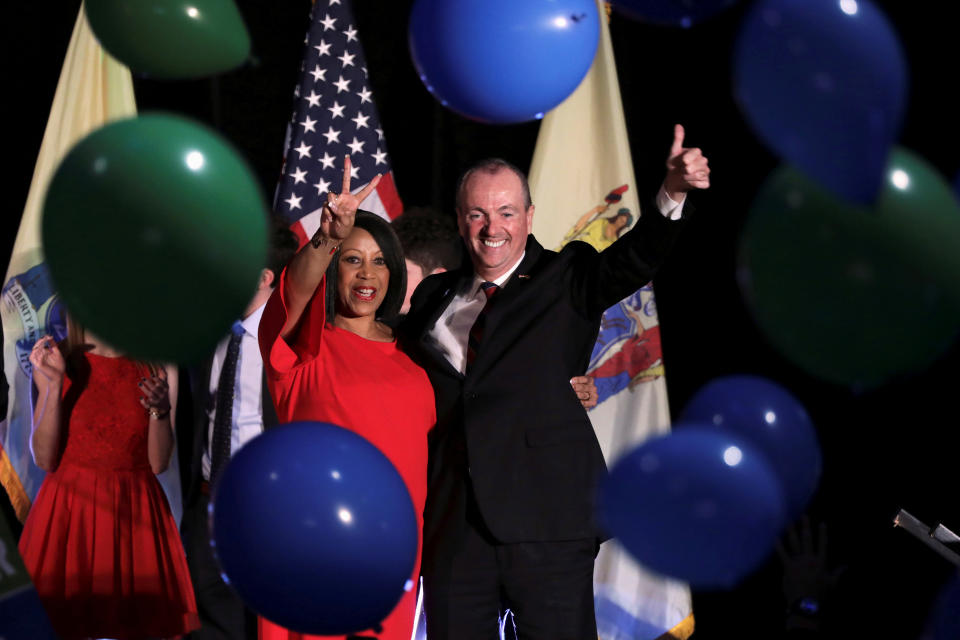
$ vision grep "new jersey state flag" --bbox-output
[1,4,183,526]
[528,3,694,639]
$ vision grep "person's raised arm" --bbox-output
[29,336,66,471]
[578,124,711,317]
[280,156,381,339]
[662,124,710,205]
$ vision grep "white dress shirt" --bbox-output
[430,253,526,375]
[428,188,683,374]
[201,303,267,482]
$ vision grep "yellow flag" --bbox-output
[1,4,136,520]
[529,3,694,638]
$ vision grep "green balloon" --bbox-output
[740,147,960,388]
[42,113,268,363]
[85,0,250,78]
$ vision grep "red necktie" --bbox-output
[466,282,498,369]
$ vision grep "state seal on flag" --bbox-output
[2,263,67,377]
[587,284,664,407]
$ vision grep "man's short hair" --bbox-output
[455,158,532,213]
[266,217,300,287]
[392,208,462,274]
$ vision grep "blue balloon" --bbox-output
[211,422,418,636]
[409,0,600,123]
[922,573,960,640]
[612,0,740,28]
[734,0,907,203]
[680,376,821,522]
[598,427,785,588]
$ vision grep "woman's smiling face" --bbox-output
[335,227,390,319]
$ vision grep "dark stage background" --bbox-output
[6,1,959,637]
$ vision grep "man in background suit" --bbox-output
[179,221,298,640]
[391,207,463,315]
[401,125,710,639]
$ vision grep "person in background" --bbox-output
[180,219,299,640]
[19,320,198,640]
[391,207,462,316]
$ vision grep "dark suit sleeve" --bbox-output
[175,365,201,506]
[401,269,457,342]
[569,199,692,319]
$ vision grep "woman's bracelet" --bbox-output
[148,406,170,420]
[310,231,340,254]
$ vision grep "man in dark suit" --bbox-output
[179,222,298,640]
[400,125,710,639]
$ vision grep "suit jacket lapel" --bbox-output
[479,237,542,334]
[186,357,214,503]
[411,272,465,379]
[468,236,543,374]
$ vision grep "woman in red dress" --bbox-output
[258,160,435,640]
[18,319,199,640]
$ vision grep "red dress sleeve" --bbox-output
[259,267,329,380]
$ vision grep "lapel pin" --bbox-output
[517,274,530,280]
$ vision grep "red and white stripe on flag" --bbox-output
[275,0,403,250]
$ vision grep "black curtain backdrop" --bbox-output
[6,2,959,637]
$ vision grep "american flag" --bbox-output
[276,0,403,246]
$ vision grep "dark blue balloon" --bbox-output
[680,375,821,522]
[598,427,785,588]
[734,0,907,203]
[613,0,740,28]
[211,422,418,636]
[922,573,960,640]
[409,0,600,123]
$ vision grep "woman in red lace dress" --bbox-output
[18,320,199,640]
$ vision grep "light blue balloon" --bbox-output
[734,0,907,203]
[409,0,600,123]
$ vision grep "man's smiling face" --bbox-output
[457,168,535,281]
